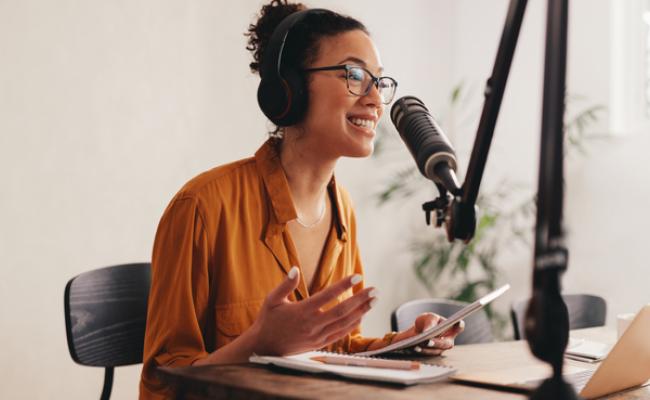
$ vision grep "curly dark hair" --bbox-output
[245,0,368,76]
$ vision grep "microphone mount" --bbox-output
[422,189,477,243]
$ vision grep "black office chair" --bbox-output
[391,298,494,345]
[64,263,151,400]
[510,294,607,340]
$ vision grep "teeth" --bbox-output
[349,118,374,128]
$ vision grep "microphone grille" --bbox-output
[390,96,429,129]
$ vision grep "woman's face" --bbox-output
[297,29,385,159]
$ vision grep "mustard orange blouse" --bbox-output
[140,139,377,399]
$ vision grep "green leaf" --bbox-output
[452,280,490,302]
[450,82,465,105]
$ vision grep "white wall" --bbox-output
[1,1,647,399]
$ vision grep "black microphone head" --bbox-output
[390,96,457,183]
[390,96,427,128]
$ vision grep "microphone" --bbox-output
[390,96,461,195]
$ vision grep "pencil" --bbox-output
[310,355,420,370]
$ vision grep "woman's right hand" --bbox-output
[249,266,376,356]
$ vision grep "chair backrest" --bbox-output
[64,263,151,367]
[391,298,494,345]
[510,293,607,340]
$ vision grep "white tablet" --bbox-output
[356,284,510,356]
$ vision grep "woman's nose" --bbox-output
[361,82,383,108]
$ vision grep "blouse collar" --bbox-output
[254,139,348,241]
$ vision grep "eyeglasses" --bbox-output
[303,64,398,104]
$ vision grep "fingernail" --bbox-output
[369,288,378,298]
[350,274,363,285]
[427,339,435,347]
[414,346,422,353]
[288,266,299,280]
[369,298,378,308]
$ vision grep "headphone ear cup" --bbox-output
[257,76,289,124]
[257,70,308,127]
[277,69,308,126]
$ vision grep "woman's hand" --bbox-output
[404,313,464,355]
[368,312,464,356]
[249,266,376,356]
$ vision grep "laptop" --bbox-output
[452,304,650,399]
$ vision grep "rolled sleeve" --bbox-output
[140,196,215,399]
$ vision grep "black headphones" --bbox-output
[257,8,328,127]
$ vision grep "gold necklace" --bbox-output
[295,199,326,228]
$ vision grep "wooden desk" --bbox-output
[159,328,650,399]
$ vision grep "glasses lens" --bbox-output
[345,66,397,104]
[346,67,367,96]
[377,78,397,104]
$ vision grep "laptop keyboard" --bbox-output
[565,369,594,392]
[524,369,594,392]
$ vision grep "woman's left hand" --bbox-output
[369,313,464,356]
[403,312,464,355]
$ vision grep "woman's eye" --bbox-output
[348,71,364,82]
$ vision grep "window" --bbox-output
[610,0,650,135]
[645,1,650,117]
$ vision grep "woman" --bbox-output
[140,2,463,398]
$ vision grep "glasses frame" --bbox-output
[303,64,398,104]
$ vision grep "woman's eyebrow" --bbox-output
[336,56,384,74]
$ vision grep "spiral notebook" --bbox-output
[250,350,456,385]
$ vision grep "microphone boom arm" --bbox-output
[424,0,577,398]
[461,0,528,208]
[424,0,528,244]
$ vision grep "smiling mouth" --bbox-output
[347,117,375,130]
